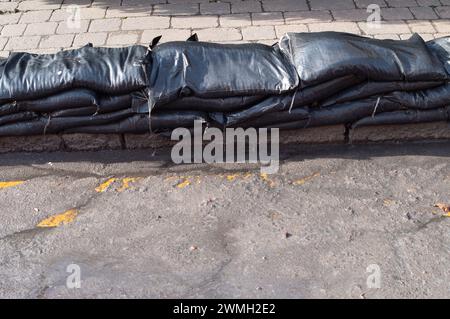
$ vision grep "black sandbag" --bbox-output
[98,90,148,114]
[0,89,98,115]
[306,99,404,127]
[352,107,450,128]
[321,80,443,107]
[98,94,133,113]
[161,95,267,112]
[148,111,207,131]
[0,102,21,116]
[0,109,134,136]
[0,44,148,102]
[279,32,448,87]
[0,111,37,126]
[291,75,363,107]
[130,91,149,114]
[383,82,450,109]
[148,41,299,107]
[213,75,362,127]
[427,36,450,74]
[242,97,405,129]
[0,119,47,136]
[51,106,98,117]
[236,107,310,128]
[64,114,150,134]
[19,89,98,113]
[64,111,207,134]
[260,119,310,130]
[211,94,292,127]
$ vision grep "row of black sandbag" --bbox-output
[0,87,209,135]
[0,81,210,136]
[142,32,450,131]
[0,44,150,135]
[1,31,450,137]
[207,34,450,130]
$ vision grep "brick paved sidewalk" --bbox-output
[0,0,449,58]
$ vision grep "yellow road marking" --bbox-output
[176,179,191,188]
[117,177,141,192]
[0,181,25,189]
[37,209,79,228]
[226,174,239,181]
[95,178,117,192]
[260,173,275,187]
[292,172,320,186]
[434,203,450,217]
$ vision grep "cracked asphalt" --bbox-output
[0,141,449,299]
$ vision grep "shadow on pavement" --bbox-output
[0,141,449,168]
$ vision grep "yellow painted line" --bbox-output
[176,179,191,189]
[0,180,25,189]
[95,178,117,193]
[226,174,239,181]
[434,203,450,217]
[117,177,141,192]
[292,172,320,186]
[243,172,253,179]
[260,173,275,187]
[37,209,79,228]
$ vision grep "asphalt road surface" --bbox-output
[0,142,449,298]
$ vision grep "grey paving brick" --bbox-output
[39,34,75,48]
[241,25,276,40]
[1,24,26,37]
[89,18,122,32]
[262,0,309,12]
[5,35,41,50]
[122,16,170,30]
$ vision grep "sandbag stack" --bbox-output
[208,32,450,129]
[0,32,450,137]
[0,43,206,136]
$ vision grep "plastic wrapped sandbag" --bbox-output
[383,83,450,109]
[352,107,450,128]
[427,36,450,74]
[51,107,98,117]
[0,89,98,115]
[65,111,207,134]
[238,97,404,128]
[236,107,310,128]
[0,111,37,126]
[211,95,292,127]
[148,41,299,107]
[321,81,443,107]
[64,114,150,134]
[0,102,21,116]
[279,32,448,87]
[98,90,148,114]
[98,94,133,113]
[212,75,362,127]
[0,44,148,102]
[161,95,267,112]
[0,109,134,136]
